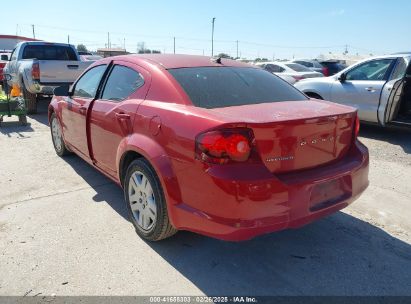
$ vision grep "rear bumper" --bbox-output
[27,81,72,95]
[169,140,369,241]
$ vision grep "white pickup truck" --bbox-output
[3,41,92,113]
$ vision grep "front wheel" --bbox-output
[50,113,70,156]
[124,159,177,241]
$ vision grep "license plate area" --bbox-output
[310,176,352,212]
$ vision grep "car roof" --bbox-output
[109,54,256,69]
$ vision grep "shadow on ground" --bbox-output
[61,150,411,296]
[28,97,51,126]
[360,123,411,154]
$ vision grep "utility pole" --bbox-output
[67,35,70,44]
[123,38,126,50]
[107,32,110,49]
[236,40,239,59]
[211,17,216,56]
[344,44,349,54]
[173,37,176,54]
[31,24,36,39]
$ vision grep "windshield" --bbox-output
[22,45,77,61]
[285,63,312,72]
[168,67,307,109]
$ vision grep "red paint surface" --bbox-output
[49,55,369,241]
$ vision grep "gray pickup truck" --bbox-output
[3,41,92,113]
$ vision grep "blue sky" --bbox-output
[2,0,410,59]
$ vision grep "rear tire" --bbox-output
[50,113,70,156]
[124,159,177,241]
[22,85,37,114]
[18,114,27,126]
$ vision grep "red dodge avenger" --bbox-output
[49,54,369,241]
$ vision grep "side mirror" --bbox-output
[1,55,8,61]
[53,85,70,96]
[3,74,12,81]
[338,73,347,82]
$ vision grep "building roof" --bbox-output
[0,35,40,41]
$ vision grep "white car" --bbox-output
[256,61,324,84]
[295,54,411,127]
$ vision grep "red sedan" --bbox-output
[48,54,369,241]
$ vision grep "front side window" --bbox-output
[346,59,394,81]
[169,67,307,109]
[73,65,107,98]
[265,64,285,73]
[101,65,144,101]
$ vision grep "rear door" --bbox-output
[61,64,108,158]
[89,61,151,177]
[330,58,395,122]
[380,57,410,124]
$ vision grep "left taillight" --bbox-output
[32,62,40,81]
[195,128,254,164]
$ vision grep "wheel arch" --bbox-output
[116,135,183,220]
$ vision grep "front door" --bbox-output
[89,62,150,177]
[61,64,107,157]
[330,58,395,122]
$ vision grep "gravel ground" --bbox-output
[0,99,410,296]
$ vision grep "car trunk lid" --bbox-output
[207,99,357,173]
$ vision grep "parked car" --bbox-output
[80,54,103,62]
[78,51,93,56]
[49,54,369,241]
[256,61,323,84]
[3,42,92,113]
[0,51,11,83]
[318,60,347,76]
[295,54,411,127]
[292,59,326,75]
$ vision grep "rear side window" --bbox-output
[73,65,107,98]
[169,67,307,109]
[22,45,77,60]
[296,61,313,68]
[285,63,311,72]
[101,65,144,101]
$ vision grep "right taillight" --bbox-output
[354,115,360,138]
[196,128,254,164]
[32,62,40,81]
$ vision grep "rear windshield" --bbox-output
[22,45,77,61]
[168,67,307,108]
[285,63,311,72]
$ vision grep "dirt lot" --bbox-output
[0,100,410,296]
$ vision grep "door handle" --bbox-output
[79,106,87,115]
[67,65,79,69]
[115,112,130,120]
[365,87,376,92]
